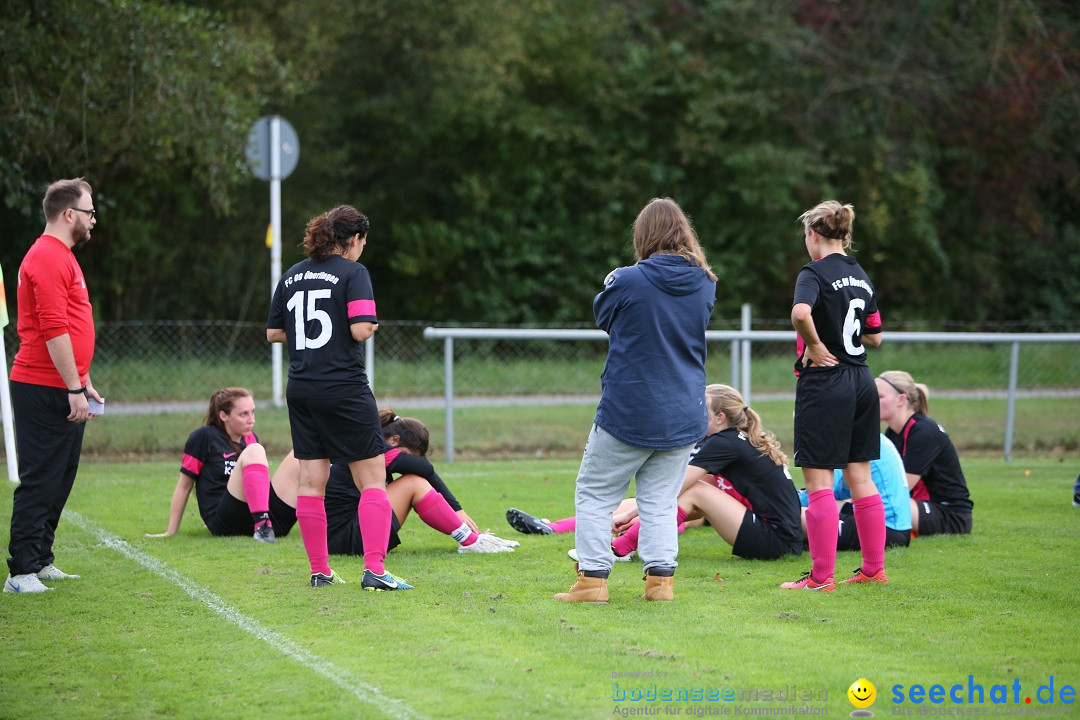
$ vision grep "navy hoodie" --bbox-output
[592,253,716,449]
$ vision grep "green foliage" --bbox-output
[2,0,1077,323]
[0,0,292,319]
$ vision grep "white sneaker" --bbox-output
[37,564,80,580]
[568,548,634,563]
[481,531,520,548]
[4,573,54,593]
[458,533,515,554]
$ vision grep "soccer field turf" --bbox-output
[2,457,1078,719]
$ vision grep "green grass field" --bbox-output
[89,338,1080,402]
[2,453,1078,719]
[62,395,1080,463]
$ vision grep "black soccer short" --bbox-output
[287,392,383,464]
[836,502,911,551]
[731,510,802,560]
[793,364,879,469]
[326,505,403,556]
[205,484,297,537]
[913,499,972,536]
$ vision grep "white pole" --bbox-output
[0,337,18,484]
[740,303,752,406]
[270,116,283,408]
[444,337,454,463]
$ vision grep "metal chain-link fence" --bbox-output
[5,318,1078,405]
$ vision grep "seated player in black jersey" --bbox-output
[273,409,517,557]
[509,385,802,562]
[146,388,296,542]
[877,370,973,536]
[610,384,802,561]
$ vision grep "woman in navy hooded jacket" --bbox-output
[554,197,716,604]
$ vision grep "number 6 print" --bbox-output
[286,289,333,350]
[842,298,866,356]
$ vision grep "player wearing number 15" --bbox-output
[267,205,409,590]
[781,201,886,592]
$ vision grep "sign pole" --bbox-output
[247,113,298,409]
[270,116,283,408]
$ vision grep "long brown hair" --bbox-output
[705,384,788,467]
[632,198,716,281]
[379,408,430,456]
[877,370,930,415]
[302,205,370,261]
[205,387,252,449]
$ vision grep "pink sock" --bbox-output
[853,494,886,575]
[415,489,477,545]
[610,522,639,557]
[547,517,575,533]
[358,488,392,575]
[295,495,331,576]
[611,507,687,557]
[805,489,838,582]
[241,463,270,518]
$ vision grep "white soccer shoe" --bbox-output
[458,533,516,554]
[567,548,634,563]
[4,573,53,593]
[481,531,520,548]
[37,564,81,580]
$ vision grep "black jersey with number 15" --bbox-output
[792,254,882,375]
[267,255,378,397]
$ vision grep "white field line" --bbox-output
[66,510,426,720]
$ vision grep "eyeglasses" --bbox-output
[70,207,97,220]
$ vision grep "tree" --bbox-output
[0,0,292,319]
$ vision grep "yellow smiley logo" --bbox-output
[848,678,877,709]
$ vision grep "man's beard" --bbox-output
[73,219,91,246]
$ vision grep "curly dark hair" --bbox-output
[302,205,370,261]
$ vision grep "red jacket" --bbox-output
[11,235,96,388]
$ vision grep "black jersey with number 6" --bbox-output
[267,255,378,397]
[792,254,882,375]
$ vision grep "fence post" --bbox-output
[730,338,739,388]
[741,304,752,405]
[444,336,455,463]
[1004,341,1019,462]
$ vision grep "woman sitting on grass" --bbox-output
[510,385,803,562]
[798,433,912,550]
[273,409,517,572]
[146,388,296,542]
[876,370,973,536]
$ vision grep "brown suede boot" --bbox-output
[554,564,609,604]
[642,572,674,601]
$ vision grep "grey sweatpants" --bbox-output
[573,425,693,574]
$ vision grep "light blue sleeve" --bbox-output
[874,435,912,531]
[832,469,852,501]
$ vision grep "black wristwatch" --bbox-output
[67,386,86,395]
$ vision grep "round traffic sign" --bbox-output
[246,115,300,181]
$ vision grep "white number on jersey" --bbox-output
[842,298,866,356]
[285,289,333,350]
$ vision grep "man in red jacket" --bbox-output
[4,178,104,594]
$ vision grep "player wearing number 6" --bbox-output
[267,205,411,591]
[781,201,886,592]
